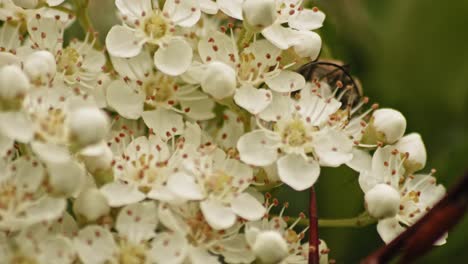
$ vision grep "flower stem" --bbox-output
[72,0,102,50]
[309,187,319,264]
[284,212,377,228]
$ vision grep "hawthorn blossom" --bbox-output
[195,30,307,113]
[358,146,447,244]
[105,0,202,75]
[108,49,215,121]
[238,82,354,190]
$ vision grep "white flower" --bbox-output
[74,202,159,264]
[394,133,427,173]
[238,84,353,190]
[68,106,110,147]
[251,230,289,263]
[105,0,200,75]
[215,110,245,150]
[242,0,277,31]
[155,202,250,264]
[100,134,181,207]
[108,49,215,121]
[365,183,401,219]
[260,2,325,59]
[197,30,306,113]
[0,64,29,109]
[358,146,447,244]
[0,157,66,232]
[364,108,407,144]
[73,188,110,222]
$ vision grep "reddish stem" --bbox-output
[309,187,320,264]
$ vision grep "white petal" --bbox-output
[261,24,297,49]
[105,25,143,58]
[277,154,320,191]
[218,0,243,20]
[0,52,20,67]
[154,38,193,76]
[314,129,354,167]
[111,50,153,80]
[288,9,325,31]
[291,30,322,60]
[346,148,372,172]
[106,80,144,119]
[167,172,204,200]
[164,0,201,27]
[200,200,236,230]
[376,218,405,244]
[74,226,117,264]
[47,160,86,197]
[0,112,33,143]
[142,109,184,140]
[31,141,70,164]
[258,92,291,122]
[35,235,75,264]
[100,182,145,207]
[0,134,13,158]
[149,231,188,264]
[180,98,216,121]
[188,247,220,264]
[199,0,218,14]
[198,31,238,65]
[234,84,272,115]
[46,0,65,6]
[116,202,158,244]
[115,0,151,22]
[231,193,265,221]
[265,70,306,92]
[201,61,237,100]
[237,130,281,166]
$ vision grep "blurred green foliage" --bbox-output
[83,0,468,262]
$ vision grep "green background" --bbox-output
[80,0,468,262]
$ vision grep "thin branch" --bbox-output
[284,212,376,228]
[308,187,319,264]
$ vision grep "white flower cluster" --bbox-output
[0,0,447,263]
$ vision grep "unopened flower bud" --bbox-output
[395,133,427,173]
[242,0,277,31]
[252,231,289,264]
[23,51,56,83]
[365,184,400,219]
[201,61,236,100]
[73,188,110,222]
[69,107,110,147]
[367,108,406,144]
[81,143,113,174]
[0,65,30,102]
[47,160,86,197]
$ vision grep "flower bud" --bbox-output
[73,188,110,222]
[395,133,427,173]
[242,0,277,31]
[23,50,56,84]
[365,184,400,219]
[0,65,30,102]
[252,231,289,264]
[47,160,86,197]
[69,107,110,147]
[201,61,236,100]
[367,108,406,144]
[80,143,113,174]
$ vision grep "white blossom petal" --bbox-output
[167,172,204,200]
[265,70,306,93]
[106,25,143,58]
[376,218,405,244]
[200,200,236,230]
[154,38,193,76]
[237,130,281,166]
[100,182,145,207]
[142,109,184,140]
[188,247,220,264]
[277,154,320,191]
[74,226,118,264]
[218,0,243,20]
[261,24,297,49]
[149,231,188,264]
[314,129,353,167]
[111,50,153,80]
[0,112,33,143]
[115,0,151,23]
[106,80,144,119]
[116,202,158,244]
[164,0,201,27]
[199,0,218,14]
[231,193,265,221]
[31,141,70,164]
[288,9,325,31]
[234,84,272,115]
[346,148,372,172]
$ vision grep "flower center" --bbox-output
[118,240,147,264]
[280,119,309,147]
[143,74,175,106]
[205,171,233,195]
[31,108,67,143]
[142,12,169,43]
[57,47,81,76]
